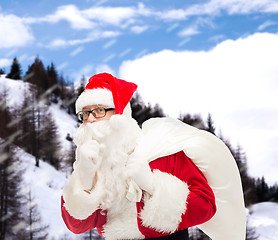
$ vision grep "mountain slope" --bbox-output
[15,146,78,239]
[248,202,278,240]
[0,75,80,239]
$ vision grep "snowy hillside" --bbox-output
[248,202,278,240]
[0,75,81,239]
[0,74,77,150]
[14,146,78,239]
[1,75,278,239]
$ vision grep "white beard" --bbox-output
[73,115,142,210]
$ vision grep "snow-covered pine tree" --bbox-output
[46,62,59,103]
[0,89,28,239]
[130,92,165,127]
[233,145,257,206]
[6,57,22,80]
[40,108,61,170]
[20,186,49,240]
[0,142,27,239]
[25,57,49,101]
[206,113,216,135]
[178,113,206,130]
[63,133,76,174]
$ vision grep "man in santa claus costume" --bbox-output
[61,73,246,240]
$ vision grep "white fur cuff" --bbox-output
[139,170,189,233]
[62,167,101,220]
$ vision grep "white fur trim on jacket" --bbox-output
[62,163,102,220]
[139,170,189,234]
[76,88,114,113]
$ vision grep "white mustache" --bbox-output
[73,120,111,145]
[73,115,142,156]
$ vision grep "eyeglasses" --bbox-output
[77,107,115,122]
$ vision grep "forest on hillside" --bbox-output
[1,57,278,239]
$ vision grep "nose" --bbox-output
[85,112,97,123]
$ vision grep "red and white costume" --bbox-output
[62,149,216,239]
[61,73,246,240]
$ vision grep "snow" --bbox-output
[1,74,278,239]
[0,74,29,108]
[0,75,82,239]
[49,103,78,149]
[15,147,75,239]
[0,74,78,152]
[248,202,278,240]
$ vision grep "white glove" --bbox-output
[126,156,154,195]
[79,139,100,163]
[76,140,101,191]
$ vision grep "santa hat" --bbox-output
[75,73,137,116]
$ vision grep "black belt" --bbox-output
[146,229,189,240]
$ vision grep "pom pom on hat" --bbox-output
[75,73,137,115]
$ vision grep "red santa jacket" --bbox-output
[61,151,216,239]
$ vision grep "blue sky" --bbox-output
[1,0,278,184]
[1,0,278,78]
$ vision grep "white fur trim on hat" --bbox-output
[76,88,114,113]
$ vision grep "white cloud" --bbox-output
[130,25,149,34]
[5,49,17,57]
[71,64,116,84]
[53,5,94,29]
[24,5,94,30]
[119,32,278,184]
[70,46,84,56]
[258,20,277,31]
[83,5,136,25]
[20,1,278,32]
[103,53,116,63]
[14,0,278,43]
[159,9,189,20]
[14,1,278,51]
[71,64,94,82]
[135,49,148,59]
[48,38,68,48]
[178,26,200,37]
[24,4,140,29]
[177,18,214,39]
[0,14,34,48]
[219,0,278,14]
[95,64,115,75]
[158,0,278,21]
[57,62,68,71]
[166,23,180,32]
[0,58,11,68]
[92,0,108,7]
[118,48,131,58]
[80,64,94,76]
[47,30,121,48]
[178,38,191,47]
[96,30,121,38]
[103,39,117,49]
[209,34,226,43]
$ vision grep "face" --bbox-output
[82,105,115,124]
